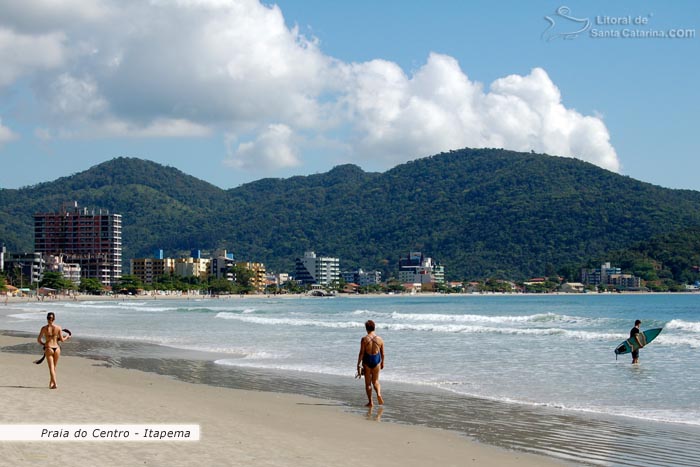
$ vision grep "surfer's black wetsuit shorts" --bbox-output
[630,327,640,359]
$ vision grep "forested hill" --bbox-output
[594,227,700,290]
[2,148,700,280]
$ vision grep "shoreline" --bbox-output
[3,289,696,306]
[0,333,571,467]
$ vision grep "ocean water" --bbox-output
[2,293,700,466]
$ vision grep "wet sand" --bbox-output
[0,333,571,467]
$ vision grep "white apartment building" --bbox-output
[398,251,445,284]
[295,251,340,286]
[342,268,382,286]
[44,255,82,285]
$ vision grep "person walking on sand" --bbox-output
[630,319,642,364]
[357,320,384,407]
[37,312,70,389]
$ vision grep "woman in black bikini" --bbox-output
[37,312,70,389]
[357,320,385,407]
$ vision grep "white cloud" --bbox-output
[34,71,209,139]
[97,118,212,139]
[0,0,620,174]
[0,0,111,32]
[90,0,330,127]
[0,118,18,145]
[488,67,619,171]
[0,27,65,86]
[225,124,300,170]
[44,73,108,119]
[340,54,619,172]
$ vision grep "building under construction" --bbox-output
[34,202,122,286]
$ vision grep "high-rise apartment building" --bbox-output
[295,251,340,286]
[34,202,122,286]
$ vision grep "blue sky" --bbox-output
[0,0,697,191]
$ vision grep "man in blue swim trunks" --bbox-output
[357,320,385,407]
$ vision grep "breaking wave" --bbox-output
[214,312,625,340]
[665,319,700,333]
[389,311,584,324]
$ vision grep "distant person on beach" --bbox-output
[357,320,385,407]
[630,319,642,364]
[37,312,70,389]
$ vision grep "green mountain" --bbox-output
[2,148,700,280]
[0,158,227,263]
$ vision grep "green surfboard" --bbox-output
[614,328,662,356]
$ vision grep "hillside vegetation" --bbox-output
[2,148,700,280]
[596,228,700,290]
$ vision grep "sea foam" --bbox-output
[665,319,700,333]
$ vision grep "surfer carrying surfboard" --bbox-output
[37,312,70,389]
[630,320,642,364]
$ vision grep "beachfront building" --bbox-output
[34,202,122,286]
[276,273,290,284]
[0,244,5,272]
[560,282,585,293]
[398,252,445,285]
[175,257,210,279]
[581,262,641,289]
[264,272,291,290]
[44,255,82,285]
[4,252,44,286]
[581,262,621,286]
[211,249,235,281]
[341,268,382,287]
[236,261,266,293]
[294,251,340,287]
[130,257,176,285]
[608,273,642,289]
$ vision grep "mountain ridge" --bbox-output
[2,148,700,280]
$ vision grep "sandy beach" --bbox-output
[0,333,571,467]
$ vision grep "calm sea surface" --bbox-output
[2,293,699,466]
